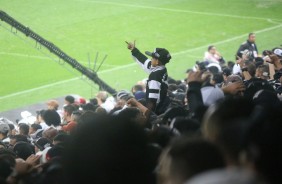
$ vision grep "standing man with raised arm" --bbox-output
[126,40,172,115]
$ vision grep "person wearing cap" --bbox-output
[236,33,258,60]
[126,41,171,115]
[0,122,10,145]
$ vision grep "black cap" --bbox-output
[145,48,172,64]
[34,137,52,151]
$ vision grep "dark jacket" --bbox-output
[131,48,169,114]
[236,40,258,60]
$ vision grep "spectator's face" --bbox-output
[151,57,159,67]
[29,127,36,135]
[37,115,44,123]
[249,34,256,43]
[209,46,216,54]
[10,128,17,135]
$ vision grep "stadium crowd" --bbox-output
[0,33,282,184]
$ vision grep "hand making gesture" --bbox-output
[125,40,136,50]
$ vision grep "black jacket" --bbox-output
[131,48,169,114]
[236,40,258,59]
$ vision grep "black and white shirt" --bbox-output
[131,48,168,113]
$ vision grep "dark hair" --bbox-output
[53,133,70,144]
[43,110,61,127]
[202,97,254,164]
[10,134,28,143]
[171,117,200,135]
[31,123,42,131]
[212,73,224,84]
[36,109,46,118]
[248,32,255,37]
[222,68,231,77]
[65,95,75,104]
[227,61,235,70]
[89,98,98,106]
[163,138,225,181]
[117,107,141,123]
[13,141,35,160]
[64,104,78,116]
[244,106,282,184]
[81,103,96,112]
[131,84,144,94]
[19,123,30,136]
[208,45,215,51]
[0,154,16,180]
[7,124,15,131]
[64,114,152,184]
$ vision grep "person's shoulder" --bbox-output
[240,41,248,45]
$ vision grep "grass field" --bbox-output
[1,0,282,112]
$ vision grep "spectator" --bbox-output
[42,127,58,142]
[204,45,224,64]
[42,109,61,128]
[18,123,30,137]
[62,104,78,125]
[274,69,282,95]
[96,91,115,112]
[61,109,82,134]
[7,123,17,136]
[29,123,43,141]
[64,95,75,105]
[255,64,270,80]
[9,134,29,149]
[63,114,153,184]
[157,138,225,184]
[126,41,172,115]
[131,84,145,94]
[222,67,232,84]
[47,99,59,110]
[35,110,50,130]
[53,133,69,146]
[236,33,258,60]
[13,141,35,160]
[0,122,10,145]
[33,137,52,154]
[202,97,254,166]
[0,152,16,182]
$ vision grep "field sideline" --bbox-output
[1,0,282,112]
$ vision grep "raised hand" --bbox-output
[125,40,136,50]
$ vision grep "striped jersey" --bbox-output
[131,48,168,113]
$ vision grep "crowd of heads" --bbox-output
[1,34,282,184]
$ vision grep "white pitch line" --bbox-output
[172,23,282,56]
[0,77,80,100]
[0,52,49,60]
[75,0,282,22]
[1,23,282,100]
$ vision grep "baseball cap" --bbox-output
[145,48,172,64]
[0,122,10,134]
[116,90,132,100]
[34,137,52,151]
[273,48,282,57]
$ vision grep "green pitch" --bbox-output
[1,0,282,112]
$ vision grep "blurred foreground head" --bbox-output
[63,114,152,184]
